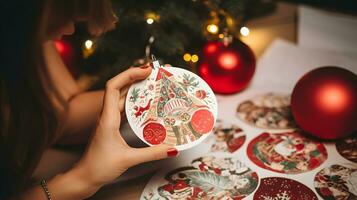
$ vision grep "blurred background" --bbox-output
[55,0,357,91]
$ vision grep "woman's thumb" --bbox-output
[126,145,178,167]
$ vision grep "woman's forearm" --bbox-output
[43,41,104,144]
[59,90,104,144]
[22,166,100,200]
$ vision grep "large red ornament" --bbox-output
[198,37,256,94]
[291,66,357,139]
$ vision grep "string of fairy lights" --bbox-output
[81,11,250,64]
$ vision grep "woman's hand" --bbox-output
[24,66,178,200]
[73,66,178,192]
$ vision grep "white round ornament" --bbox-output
[125,60,217,151]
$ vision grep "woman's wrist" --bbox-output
[47,164,102,200]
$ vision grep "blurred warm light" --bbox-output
[218,33,224,39]
[205,43,218,54]
[84,40,93,50]
[207,24,219,34]
[317,84,350,113]
[191,54,199,62]
[199,63,209,76]
[83,40,95,58]
[146,18,154,24]
[218,52,238,70]
[146,12,159,24]
[240,26,250,37]
[183,53,191,62]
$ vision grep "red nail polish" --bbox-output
[140,64,150,69]
[167,148,178,157]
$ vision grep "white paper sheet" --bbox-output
[141,8,357,197]
[251,39,357,91]
[140,88,356,200]
[298,6,357,56]
[140,40,357,200]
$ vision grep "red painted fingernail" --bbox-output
[140,64,150,69]
[167,148,178,157]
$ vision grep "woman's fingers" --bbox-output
[101,67,152,126]
[125,145,178,167]
[101,87,121,128]
[120,85,129,98]
[119,96,125,113]
[106,66,152,91]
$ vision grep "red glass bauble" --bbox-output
[54,40,72,58]
[54,39,79,76]
[198,38,256,94]
[291,66,357,139]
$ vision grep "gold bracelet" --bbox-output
[40,179,52,200]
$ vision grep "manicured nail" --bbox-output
[167,148,178,157]
[140,64,150,69]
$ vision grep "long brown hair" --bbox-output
[0,0,117,197]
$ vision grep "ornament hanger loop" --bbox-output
[151,54,161,69]
[221,29,233,46]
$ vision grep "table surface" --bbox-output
[88,2,297,200]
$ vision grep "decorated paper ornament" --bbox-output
[247,131,327,174]
[141,156,259,199]
[125,59,218,151]
[291,66,357,139]
[335,134,357,163]
[198,35,255,94]
[254,177,318,200]
[236,93,296,129]
[314,164,357,200]
[210,120,246,153]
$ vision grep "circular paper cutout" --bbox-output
[126,66,218,150]
[314,164,357,200]
[141,156,259,200]
[247,131,328,174]
[254,177,318,200]
[336,134,357,163]
[236,93,296,129]
[210,120,246,153]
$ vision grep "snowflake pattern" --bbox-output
[261,191,291,200]
[254,177,318,200]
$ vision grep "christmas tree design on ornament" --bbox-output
[126,60,217,150]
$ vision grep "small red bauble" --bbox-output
[54,39,74,62]
[198,37,256,94]
[291,66,357,139]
